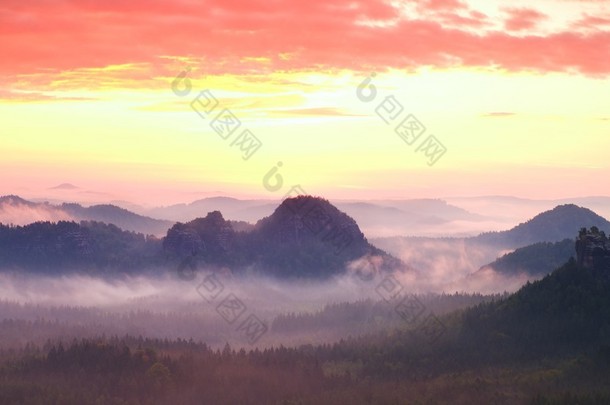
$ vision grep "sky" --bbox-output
[1,0,609,206]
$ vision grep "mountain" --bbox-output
[445,195,610,227]
[333,199,487,237]
[0,195,36,206]
[0,195,172,236]
[163,196,405,278]
[475,204,610,247]
[163,210,237,267]
[49,183,79,190]
[460,248,610,362]
[372,204,610,282]
[148,197,270,222]
[0,196,404,278]
[146,197,489,238]
[478,238,575,276]
[358,229,610,372]
[576,226,610,270]
[0,195,72,225]
[0,220,162,274]
[60,203,173,236]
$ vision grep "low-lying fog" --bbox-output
[1,196,557,351]
[0,256,533,350]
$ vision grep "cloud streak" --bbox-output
[1,0,609,87]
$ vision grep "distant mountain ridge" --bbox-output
[478,239,575,276]
[475,204,610,247]
[164,196,405,278]
[146,196,487,238]
[60,203,173,236]
[0,195,172,236]
[0,220,162,273]
[461,236,610,361]
[372,204,610,281]
[0,196,405,279]
[478,223,610,278]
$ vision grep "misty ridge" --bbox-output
[0,276,504,350]
[1,195,608,286]
[0,193,609,348]
[2,193,610,404]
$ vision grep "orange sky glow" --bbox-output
[1,0,609,205]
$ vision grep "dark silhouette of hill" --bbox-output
[164,196,405,278]
[474,204,610,247]
[0,221,162,274]
[49,183,79,190]
[478,238,574,276]
[0,196,404,278]
[460,258,610,363]
[576,226,610,269]
[0,195,173,236]
[343,229,610,376]
[61,203,173,236]
[0,195,36,206]
[148,196,266,222]
[456,228,610,364]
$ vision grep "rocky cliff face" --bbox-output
[163,211,236,265]
[163,196,404,278]
[576,227,610,270]
[254,196,368,256]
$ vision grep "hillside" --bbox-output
[478,238,574,276]
[0,196,404,278]
[164,196,405,278]
[0,195,71,225]
[457,229,609,360]
[475,204,610,248]
[148,196,487,237]
[0,221,162,274]
[61,203,173,236]
[460,256,610,362]
[1,228,610,404]
[338,228,610,375]
[0,195,172,236]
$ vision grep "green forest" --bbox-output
[1,238,609,404]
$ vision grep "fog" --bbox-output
[0,202,72,226]
[371,236,527,291]
[1,194,566,352]
[0,251,529,350]
[0,254,524,310]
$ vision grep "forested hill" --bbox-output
[478,238,574,276]
[460,256,610,363]
[1,229,609,404]
[0,221,162,274]
[163,196,405,278]
[0,196,404,278]
[461,228,610,361]
[329,228,610,378]
[475,204,610,247]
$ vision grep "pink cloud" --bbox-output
[435,10,490,28]
[504,8,547,31]
[420,0,466,11]
[1,0,609,83]
[572,14,610,30]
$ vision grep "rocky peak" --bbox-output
[255,196,367,255]
[163,211,235,260]
[576,227,610,270]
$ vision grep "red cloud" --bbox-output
[1,0,609,82]
[572,14,610,30]
[419,0,466,11]
[504,8,547,31]
[435,10,490,28]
